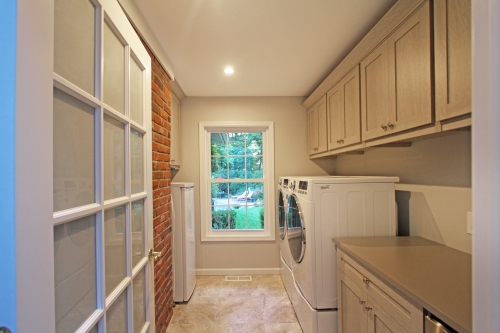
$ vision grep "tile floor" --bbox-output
[166,275,303,333]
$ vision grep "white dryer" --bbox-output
[286,176,399,333]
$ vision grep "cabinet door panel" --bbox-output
[367,297,408,333]
[387,1,432,133]
[308,96,328,155]
[342,66,361,146]
[308,107,319,155]
[361,42,390,141]
[317,97,328,152]
[434,0,471,120]
[327,83,342,150]
[339,271,367,333]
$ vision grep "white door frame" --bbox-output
[472,1,500,332]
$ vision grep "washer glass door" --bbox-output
[278,190,286,240]
[287,194,305,263]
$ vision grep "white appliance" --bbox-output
[172,182,196,302]
[278,177,294,269]
[286,176,399,333]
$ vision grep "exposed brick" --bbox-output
[133,31,174,333]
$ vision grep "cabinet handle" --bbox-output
[365,305,373,311]
[359,299,366,305]
[387,122,395,129]
[363,277,370,283]
[381,124,388,131]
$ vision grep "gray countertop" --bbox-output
[332,236,471,333]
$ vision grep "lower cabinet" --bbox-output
[367,295,408,333]
[337,250,423,333]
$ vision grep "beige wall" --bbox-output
[335,131,472,253]
[174,97,330,272]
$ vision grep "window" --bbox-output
[199,122,275,241]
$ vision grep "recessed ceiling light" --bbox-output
[224,67,234,74]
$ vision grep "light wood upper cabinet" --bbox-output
[362,1,432,141]
[308,95,328,155]
[327,65,361,150]
[434,0,471,121]
[170,93,181,168]
[360,41,390,140]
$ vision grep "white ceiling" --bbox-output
[133,0,397,97]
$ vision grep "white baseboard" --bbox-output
[196,267,281,276]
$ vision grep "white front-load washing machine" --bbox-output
[286,176,399,333]
[278,177,294,269]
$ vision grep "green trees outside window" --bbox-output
[210,132,265,230]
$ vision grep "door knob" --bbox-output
[381,124,388,131]
[359,299,366,305]
[365,305,373,311]
[149,248,162,260]
[387,122,394,129]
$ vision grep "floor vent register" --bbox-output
[225,276,252,282]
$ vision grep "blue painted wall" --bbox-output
[0,0,17,331]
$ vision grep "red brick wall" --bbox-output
[142,41,174,332]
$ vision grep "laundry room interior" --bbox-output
[10,0,495,332]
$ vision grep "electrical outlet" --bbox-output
[467,212,473,235]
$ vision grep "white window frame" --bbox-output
[199,121,275,242]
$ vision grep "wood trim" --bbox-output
[374,142,412,148]
[364,123,440,147]
[441,117,472,132]
[309,142,366,158]
[303,0,426,109]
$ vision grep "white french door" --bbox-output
[52,0,154,332]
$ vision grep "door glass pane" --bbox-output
[104,206,127,296]
[53,88,95,212]
[106,291,128,333]
[104,21,125,114]
[133,268,146,333]
[54,0,95,94]
[130,56,143,125]
[54,215,96,333]
[104,114,125,200]
[287,195,304,263]
[278,191,285,239]
[131,200,144,268]
[131,129,144,194]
